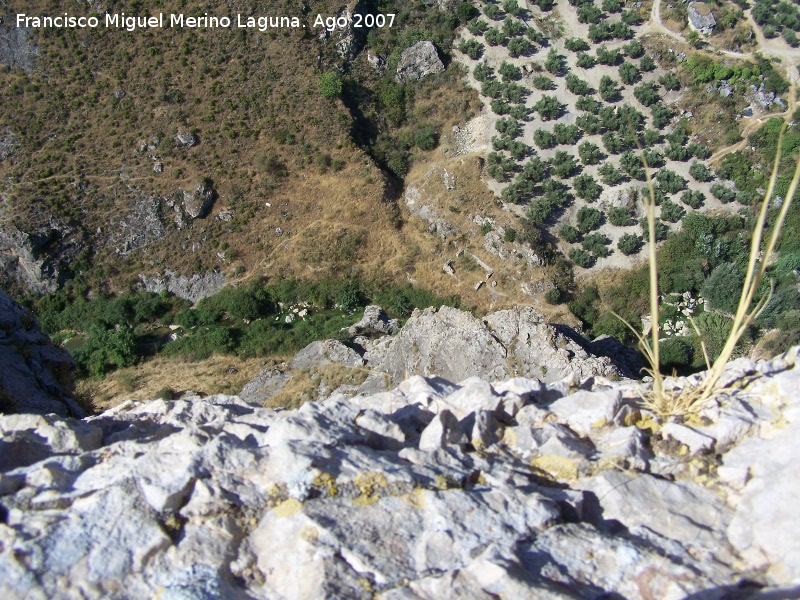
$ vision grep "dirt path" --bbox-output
[709,86,797,163]
[641,0,799,162]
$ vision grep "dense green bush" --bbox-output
[681,190,705,209]
[689,161,713,182]
[660,199,685,223]
[532,75,556,90]
[582,233,610,257]
[576,205,602,232]
[559,223,581,243]
[545,287,563,304]
[599,162,624,185]
[660,337,692,369]
[618,61,640,85]
[550,151,578,178]
[318,71,343,99]
[568,247,594,267]
[415,126,438,150]
[576,52,597,69]
[573,174,603,201]
[545,48,567,75]
[74,324,136,377]
[702,263,744,313]
[565,37,590,52]
[458,39,484,60]
[609,206,635,226]
[578,141,602,165]
[534,129,557,149]
[617,233,642,255]
[534,95,562,120]
[554,123,581,145]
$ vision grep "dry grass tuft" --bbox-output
[617,126,800,416]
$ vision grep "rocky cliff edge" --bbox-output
[1,345,799,598]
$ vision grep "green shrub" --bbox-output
[74,324,137,377]
[617,233,642,255]
[568,247,594,267]
[415,126,438,150]
[545,287,563,304]
[660,337,692,369]
[681,190,705,209]
[576,205,602,233]
[660,199,685,223]
[702,263,744,313]
[573,174,603,202]
[582,232,610,257]
[532,75,556,90]
[559,223,581,243]
[534,129,556,149]
[318,71,343,99]
[609,206,635,226]
[578,141,602,165]
[458,39,483,60]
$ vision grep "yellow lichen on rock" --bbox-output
[273,498,304,517]
[313,471,338,497]
[403,487,427,509]
[352,472,387,505]
[530,455,579,480]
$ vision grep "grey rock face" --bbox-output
[368,305,628,386]
[395,41,445,83]
[0,26,39,72]
[289,339,365,370]
[174,129,197,147]
[0,289,84,418]
[0,128,19,161]
[111,191,165,255]
[138,269,226,303]
[181,181,215,219]
[347,305,399,337]
[0,220,85,295]
[3,350,800,597]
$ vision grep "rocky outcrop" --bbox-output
[0,26,39,72]
[174,129,197,148]
[0,128,19,161]
[242,304,638,406]
[111,191,166,255]
[0,289,84,417]
[346,304,399,337]
[2,348,799,597]
[138,269,226,303]
[324,1,371,61]
[0,221,84,294]
[395,41,445,83]
[181,181,215,219]
[367,305,636,385]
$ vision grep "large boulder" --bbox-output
[395,41,445,83]
[367,305,629,385]
[0,289,84,417]
[181,181,215,219]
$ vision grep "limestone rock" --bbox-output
[181,181,215,219]
[547,389,622,436]
[0,289,83,418]
[418,409,467,450]
[2,343,800,597]
[174,129,197,147]
[290,339,365,370]
[138,269,226,303]
[347,305,399,337]
[395,41,444,83]
[0,26,39,72]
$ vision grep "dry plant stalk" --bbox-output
[615,126,800,417]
